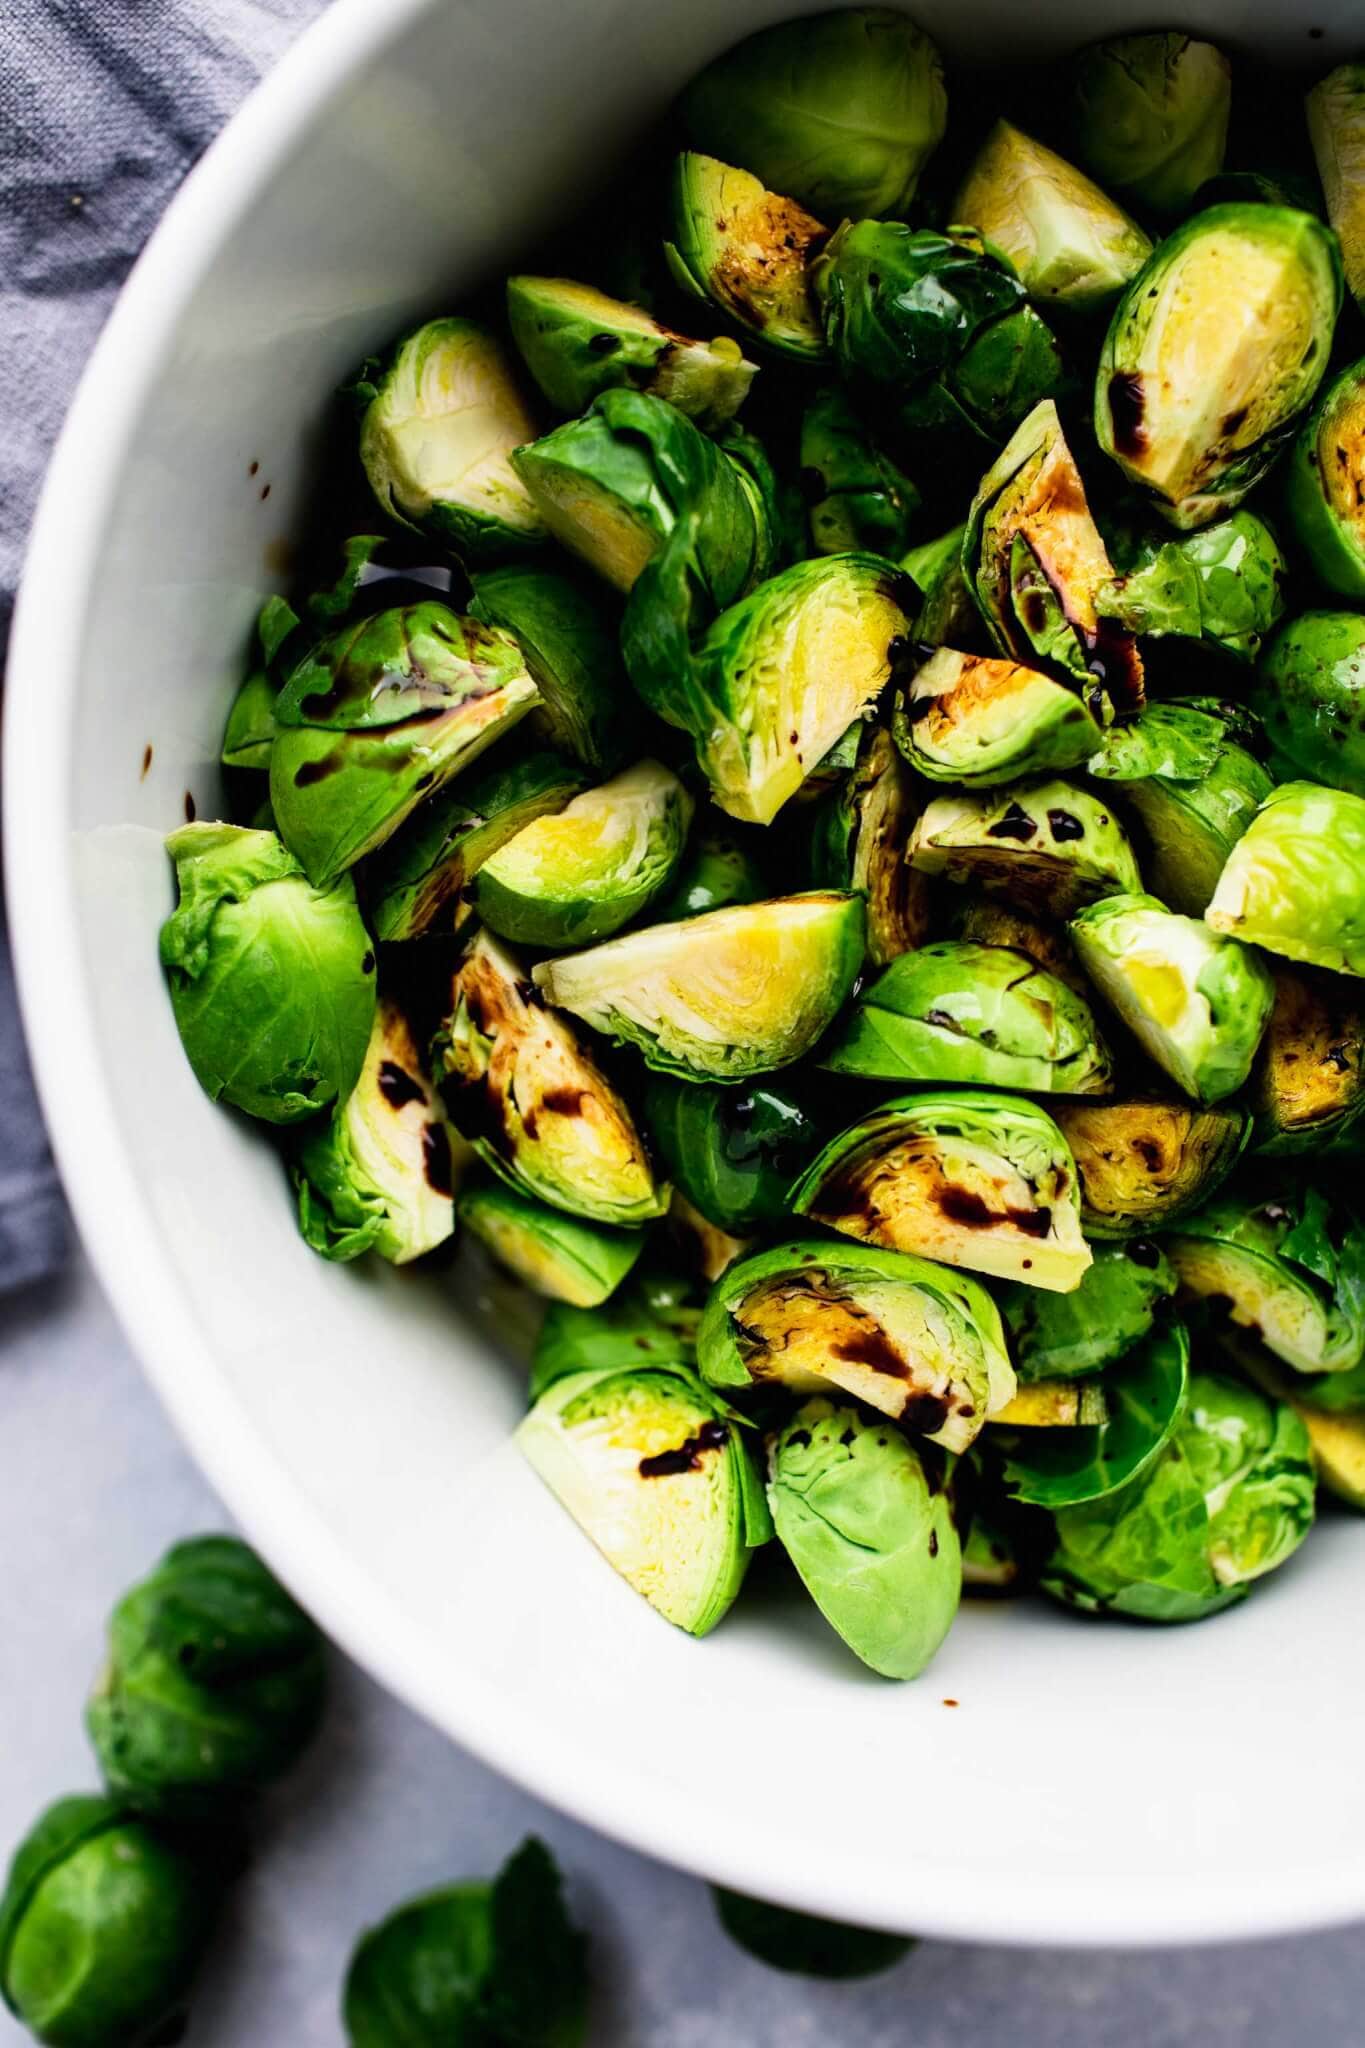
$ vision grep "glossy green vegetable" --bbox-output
[458,1176,644,1307]
[1053,1097,1248,1239]
[468,563,637,774]
[1069,33,1231,218]
[1249,966,1365,1156]
[644,1076,820,1233]
[908,778,1142,916]
[1097,510,1288,662]
[506,274,755,427]
[666,153,828,361]
[808,723,930,964]
[222,599,295,769]
[653,826,766,922]
[903,521,977,648]
[895,648,1103,786]
[1205,781,1365,976]
[953,121,1151,312]
[800,386,920,557]
[712,1885,913,1978]
[1001,1239,1175,1382]
[1306,64,1365,315]
[1284,360,1365,601]
[160,823,375,1123]
[1251,611,1365,797]
[990,1317,1187,1510]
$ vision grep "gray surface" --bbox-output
[0,1249,1363,2045]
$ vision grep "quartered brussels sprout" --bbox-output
[1251,611,1365,797]
[294,998,461,1264]
[270,604,540,887]
[1097,510,1288,663]
[1165,1182,1365,1377]
[1250,966,1365,1156]
[903,522,978,649]
[1053,1097,1248,1239]
[1095,205,1343,530]
[800,387,921,558]
[821,940,1111,1096]
[953,121,1151,313]
[999,1239,1175,1380]
[987,1318,1188,1510]
[668,1190,751,1284]
[0,1796,225,2048]
[809,723,930,964]
[679,7,946,222]
[666,153,828,361]
[792,1090,1091,1293]
[963,401,1143,720]
[768,1397,961,1679]
[86,1536,326,1817]
[815,221,1065,448]
[506,274,755,427]
[951,895,1087,993]
[1069,33,1231,218]
[533,892,864,1082]
[908,779,1142,917]
[516,1365,769,1635]
[1284,361,1365,601]
[472,759,692,948]
[530,1278,700,1402]
[644,1075,820,1233]
[468,562,636,774]
[355,317,545,560]
[894,648,1103,786]
[1306,64,1365,315]
[712,1884,913,1980]
[994,1380,1111,1427]
[697,1238,1014,1452]
[1071,892,1274,1105]
[653,825,766,922]
[458,1175,644,1307]
[160,824,375,1124]
[436,930,666,1225]
[1205,781,1365,977]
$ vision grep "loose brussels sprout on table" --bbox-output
[712,1883,913,1979]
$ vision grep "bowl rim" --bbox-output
[9,0,1365,1951]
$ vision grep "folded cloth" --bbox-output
[0,0,328,1293]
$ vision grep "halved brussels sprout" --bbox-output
[1097,510,1288,663]
[270,604,540,887]
[435,930,666,1225]
[458,1175,644,1307]
[665,154,827,361]
[894,648,1103,786]
[1071,891,1274,1104]
[795,720,864,805]
[953,120,1151,313]
[472,759,692,949]
[1251,611,1365,798]
[821,940,1111,1095]
[1069,33,1231,218]
[1205,781,1365,976]
[908,779,1142,917]
[355,318,545,560]
[678,7,947,222]
[515,1365,769,1635]
[468,563,635,774]
[951,895,1087,993]
[294,998,462,1264]
[530,1277,699,1401]
[999,1240,1176,1381]
[1052,1097,1249,1239]
[653,825,767,922]
[964,401,1143,720]
[792,1089,1090,1293]
[993,1380,1111,1427]
[1285,362,1365,601]
[808,723,930,964]
[532,893,864,1081]
[505,275,755,427]
[902,522,978,649]
[988,1318,1188,1508]
[1095,205,1343,530]
[160,824,375,1124]
[697,1238,1014,1452]
[644,1075,820,1233]
[1306,65,1365,315]
[1250,966,1365,1156]
[800,387,921,558]
[768,1397,960,1680]
[1092,708,1272,917]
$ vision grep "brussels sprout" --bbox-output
[1071,892,1274,1105]
[1053,1097,1248,1240]
[697,1238,1014,1452]
[516,1364,769,1634]
[1165,1182,1365,1377]
[800,387,921,557]
[902,522,978,649]
[366,748,589,943]
[355,317,545,560]
[644,1075,820,1233]
[713,421,786,587]
[436,930,667,1225]
[344,1836,587,2048]
[1093,712,1272,918]
[294,998,461,1264]
[953,121,1152,313]
[665,154,828,361]
[792,1090,1090,1293]
[1251,610,1365,797]
[821,940,1111,1096]
[222,609,285,773]
[808,723,931,964]
[530,1283,699,1405]
[894,648,1103,786]
[472,759,693,948]
[160,823,375,1124]
[458,1175,644,1307]
[908,778,1142,917]
[768,1397,961,1679]
[963,401,1143,719]
[653,825,767,922]
[1306,65,1365,315]
[468,563,636,774]
[679,7,946,223]
[1250,966,1365,1156]
[86,1536,325,1816]
[505,274,755,427]
[993,1380,1111,1427]
[1097,510,1288,663]
[1285,361,1365,601]
[1206,781,1365,976]
[0,1796,225,2048]
[712,1884,913,1979]
[270,604,540,887]
[988,1319,1188,1510]
[951,895,1087,992]
[999,1240,1176,1380]
[532,892,864,1082]
[668,1189,751,1284]
[1095,205,1343,531]
[1069,34,1231,218]
[815,221,1065,448]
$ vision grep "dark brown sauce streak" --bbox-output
[639,1419,729,1478]
[831,1329,908,1378]
[1047,808,1084,842]
[422,1123,453,1195]
[377,1061,425,1110]
[903,1390,951,1436]
[539,1086,587,1118]
[1108,371,1147,458]
[986,802,1037,842]
[938,1185,1052,1239]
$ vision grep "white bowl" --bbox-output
[9,0,1363,1950]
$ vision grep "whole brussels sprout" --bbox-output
[712,1883,913,1979]
[1284,360,1365,602]
[1052,1097,1249,1239]
[160,823,375,1124]
[800,386,921,558]
[1250,966,1365,1156]
[808,723,931,964]
[506,274,755,428]
[902,521,979,649]
[1069,33,1232,218]
[999,1240,1176,1381]
[1097,510,1288,663]
[1205,781,1365,977]
[666,153,828,361]
[653,824,767,922]
[86,1536,326,1816]
[0,1795,226,2048]
[953,121,1151,313]
[908,778,1142,917]
[643,1075,821,1234]
[468,562,638,775]
[894,648,1103,786]
[768,1397,961,1679]
[679,7,946,222]
[1306,64,1365,316]
[458,1175,644,1307]
[1251,611,1365,797]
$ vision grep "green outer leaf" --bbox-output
[1087,701,1228,783]
[1250,610,1365,800]
[1118,738,1271,917]
[999,1240,1176,1380]
[991,1317,1189,1507]
[0,1797,126,1993]
[653,828,766,922]
[457,1176,645,1309]
[222,668,278,770]
[1096,509,1287,659]
[643,1076,821,1232]
[480,1837,588,2047]
[1068,33,1230,218]
[468,562,637,774]
[799,386,921,558]
[1206,780,1365,977]
[530,1288,699,1402]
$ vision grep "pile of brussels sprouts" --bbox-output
[162,10,1365,1681]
